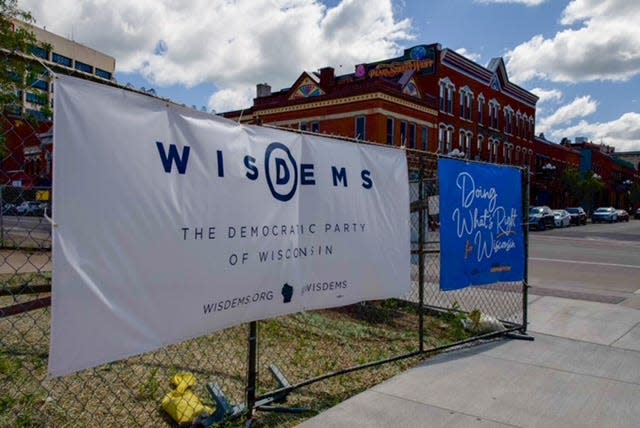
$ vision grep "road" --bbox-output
[0,215,52,248]
[528,220,640,309]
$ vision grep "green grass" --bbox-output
[0,299,485,427]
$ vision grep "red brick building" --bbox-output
[0,115,52,188]
[222,44,640,210]
[224,44,538,167]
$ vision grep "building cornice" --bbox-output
[248,92,438,119]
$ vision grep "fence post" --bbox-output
[521,168,530,333]
[0,185,4,244]
[246,320,258,419]
[418,164,425,352]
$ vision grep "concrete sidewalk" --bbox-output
[299,296,640,428]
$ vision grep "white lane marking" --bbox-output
[530,257,640,270]
[530,235,640,246]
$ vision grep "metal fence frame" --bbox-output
[1,117,530,427]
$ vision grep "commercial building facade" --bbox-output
[223,43,639,211]
[2,20,116,187]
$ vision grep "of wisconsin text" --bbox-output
[180,222,367,266]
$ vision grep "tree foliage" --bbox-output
[0,0,38,112]
[559,167,605,209]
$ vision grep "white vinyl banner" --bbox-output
[50,75,410,377]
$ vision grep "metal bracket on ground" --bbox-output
[254,365,311,414]
[505,332,535,341]
[192,383,245,427]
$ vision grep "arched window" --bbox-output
[459,86,473,120]
[439,78,455,114]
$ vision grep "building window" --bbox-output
[439,78,455,114]
[529,118,534,139]
[505,143,513,164]
[436,125,456,153]
[400,121,407,146]
[75,61,93,74]
[459,130,472,158]
[300,122,308,131]
[386,117,395,145]
[355,116,366,140]
[26,109,46,121]
[505,107,514,134]
[52,52,72,67]
[459,87,473,120]
[408,123,416,149]
[421,127,429,151]
[489,100,500,129]
[478,95,485,126]
[311,121,320,133]
[32,80,48,91]
[30,45,48,60]
[95,68,112,80]
[26,92,46,105]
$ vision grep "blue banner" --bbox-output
[438,159,524,291]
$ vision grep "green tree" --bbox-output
[630,182,640,209]
[558,167,605,211]
[580,170,605,212]
[559,167,581,206]
[0,0,38,113]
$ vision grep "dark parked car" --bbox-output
[529,206,555,230]
[566,207,587,225]
[591,207,618,223]
[635,208,640,220]
[1,203,17,215]
[616,209,629,222]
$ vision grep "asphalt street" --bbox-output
[528,220,640,308]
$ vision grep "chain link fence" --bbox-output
[1,116,528,427]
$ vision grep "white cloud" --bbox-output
[537,95,597,134]
[455,48,481,63]
[21,0,413,111]
[506,0,640,83]
[530,87,562,105]
[475,0,547,6]
[550,113,640,152]
[207,87,254,114]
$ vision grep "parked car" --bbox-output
[591,206,618,223]
[1,203,17,215]
[616,209,629,222]
[529,206,555,230]
[15,201,44,216]
[553,209,571,228]
[565,207,587,225]
[635,208,640,220]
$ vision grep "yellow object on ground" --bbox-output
[161,372,214,425]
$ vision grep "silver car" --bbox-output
[553,209,571,227]
[591,207,618,223]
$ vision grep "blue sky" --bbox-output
[21,0,640,151]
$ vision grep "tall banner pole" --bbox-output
[246,321,258,417]
[522,167,530,334]
[418,164,425,352]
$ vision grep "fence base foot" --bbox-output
[255,405,312,414]
[253,365,311,415]
[505,332,535,341]
[192,383,245,427]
